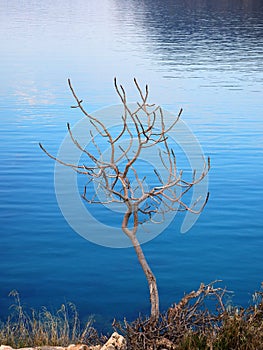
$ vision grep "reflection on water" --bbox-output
[0,0,262,330]
[115,0,263,87]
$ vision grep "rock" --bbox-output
[0,348,36,350]
[39,347,64,350]
[67,345,86,350]
[100,332,127,350]
[0,333,126,350]
[0,345,99,350]
[67,345,100,350]
[0,347,15,350]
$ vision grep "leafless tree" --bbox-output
[39,78,210,322]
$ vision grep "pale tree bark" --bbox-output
[40,78,210,321]
[122,208,159,321]
[131,235,159,321]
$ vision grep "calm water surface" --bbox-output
[0,0,263,329]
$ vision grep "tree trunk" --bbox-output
[122,208,160,321]
[130,234,160,322]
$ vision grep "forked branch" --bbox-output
[40,79,210,322]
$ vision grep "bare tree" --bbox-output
[39,79,210,322]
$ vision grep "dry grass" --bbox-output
[114,281,263,350]
[0,291,102,348]
[1,283,263,349]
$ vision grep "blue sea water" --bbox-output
[0,0,263,330]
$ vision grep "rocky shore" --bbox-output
[0,332,127,350]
